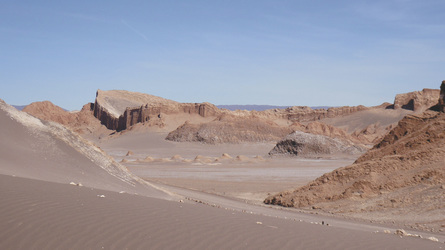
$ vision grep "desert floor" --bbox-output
[94,131,445,246]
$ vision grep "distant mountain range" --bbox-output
[216,105,331,111]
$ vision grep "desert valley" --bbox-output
[1,82,445,249]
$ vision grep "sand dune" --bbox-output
[0,100,169,199]
[1,174,443,249]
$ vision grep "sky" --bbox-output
[1,0,444,110]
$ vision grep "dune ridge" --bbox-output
[0,99,170,198]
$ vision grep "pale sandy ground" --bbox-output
[4,174,443,250]
[2,102,444,249]
[98,131,445,245]
[98,131,354,203]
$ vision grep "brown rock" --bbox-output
[94,90,220,131]
[265,109,445,207]
[393,88,439,112]
[23,101,107,135]
[438,80,445,112]
[166,116,294,144]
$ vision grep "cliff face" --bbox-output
[256,105,370,123]
[93,90,220,131]
[393,88,439,112]
[94,99,119,131]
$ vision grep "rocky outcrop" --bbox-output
[94,90,220,131]
[292,121,359,143]
[431,80,445,112]
[265,110,445,206]
[393,88,439,112]
[92,89,387,133]
[439,81,445,111]
[23,101,75,125]
[23,101,106,135]
[257,105,370,123]
[268,131,366,157]
[166,115,294,144]
[265,84,445,231]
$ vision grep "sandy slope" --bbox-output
[3,174,444,250]
[0,100,169,199]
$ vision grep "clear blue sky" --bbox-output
[1,0,444,110]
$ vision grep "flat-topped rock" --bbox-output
[94,89,220,131]
[95,90,179,119]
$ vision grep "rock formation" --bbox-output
[23,101,107,135]
[265,83,445,231]
[23,101,75,125]
[292,121,361,143]
[255,105,370,123]
[166,115,294,144]
[268,131,366,157]
[431,80,445,112]
[94,90,220,131]
[392,88,439,112]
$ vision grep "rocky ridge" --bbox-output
[23,87,440,147]
[264,81,445,231]
[166,115,294,144]
[94,90,220,131]
[23,101,108,136]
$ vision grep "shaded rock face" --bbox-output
[93,90,220,131]
[121,102,219,130]
[393,88,439,112]
[269,131,366,157]
[438,80,445,112]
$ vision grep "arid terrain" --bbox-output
[1,84,445,249]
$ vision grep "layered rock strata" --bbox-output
[93,90,220,131]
